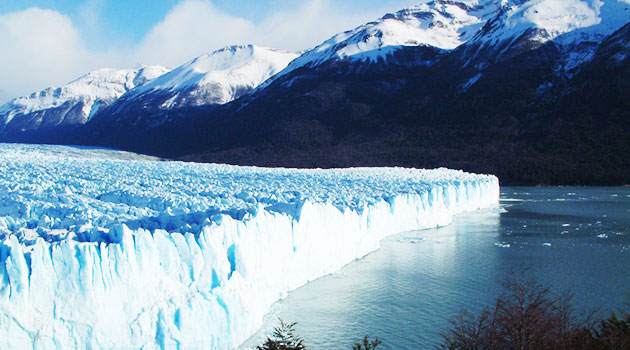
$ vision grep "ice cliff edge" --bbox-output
[0,144,499,349]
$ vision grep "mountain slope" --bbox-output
[476,0,630,45]
[170,0,630,185]
[0,66,170,135]
[261,0,503,88]
[134,45,299,107]
[88,45,298,129]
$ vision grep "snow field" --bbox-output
[0,66,171,125]
[0,143,499,349]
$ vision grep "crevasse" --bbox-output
[0,144,499,349]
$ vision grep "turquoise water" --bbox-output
[241,187,630,349]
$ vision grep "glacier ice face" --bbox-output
[0,143,499,349]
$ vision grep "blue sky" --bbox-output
[0,0,417,99]
[0,0,180,46]
[0,1,410,43]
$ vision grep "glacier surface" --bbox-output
[0,143,499,349]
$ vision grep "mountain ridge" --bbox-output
[0,66,170,133]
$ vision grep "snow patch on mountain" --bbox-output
[270,0,629,81]
[0,66,170,127]
[455,0,630,78]
[129,45,298,108]
[476,0,630,45]
[273,1,503,73]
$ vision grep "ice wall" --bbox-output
[0,144,499,349]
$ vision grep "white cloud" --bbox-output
[0,0,414,99]
[132,1,254,67]
[255,0,380,51]
[132,0,402,67]
[0,8,116,98]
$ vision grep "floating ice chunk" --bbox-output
[398,237,424,244]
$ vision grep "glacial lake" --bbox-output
[241,187,630,349]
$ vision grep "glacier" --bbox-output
[0,143,499,349]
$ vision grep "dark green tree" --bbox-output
[257,319,306,350]
[591,311,630,350]
[352,335,382,350]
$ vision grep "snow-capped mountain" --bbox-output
[475,0,630,45]
[270,0,629,78]
[168,0,629,184]
[255,1,498,89]
[114,45,298,109]
[461,0,630,72]
[285,0,500,70]
[0,66,170,132]
[255,0,630,98]
[83,45,298,131]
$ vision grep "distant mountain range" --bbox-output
[1,0,629,185]
[0,66,170,133]
[0,45,296,133]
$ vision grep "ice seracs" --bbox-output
[0,143,499,350]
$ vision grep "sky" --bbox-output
[0,0,417,100]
